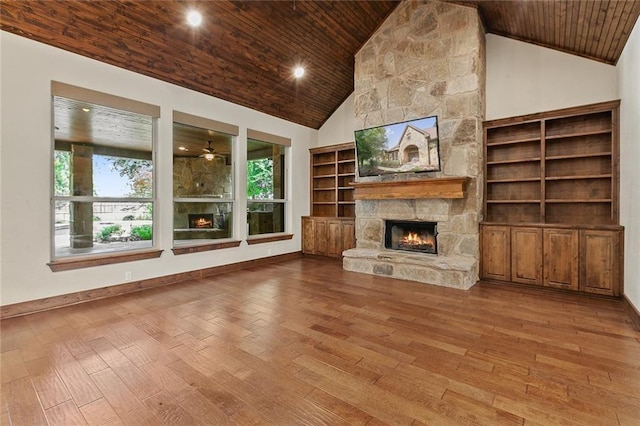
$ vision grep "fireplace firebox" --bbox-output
[384,220,437,254]
[188,213,214,229]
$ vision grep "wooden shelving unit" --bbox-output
[304,143,356,258]
[310,142,356,218]
[484,100,619,225]
[481,100,623,297]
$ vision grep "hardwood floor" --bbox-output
[1,256,639,425]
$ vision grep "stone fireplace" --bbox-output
[342,0,485,290]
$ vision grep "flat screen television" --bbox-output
[354,116,441,178]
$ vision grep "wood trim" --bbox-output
[480,221,624,231]
[309,142,355,154]
[247,129,291,147]
[2,252,303,319]
[173,110,239,136]
[623,295,640,332]
[246,233,294,245]
[171,240,242,255]
[48,249,163,272]
[483,100,620,128]
[51,81,160,117]
[351,177,469,200]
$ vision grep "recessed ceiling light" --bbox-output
[82,107,90,112]
[178,146,189,151]
[293,66,305,78]
[186,10,202,27]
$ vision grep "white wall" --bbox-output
[0,31,314,306]
[486,34,618,120]
[317,35,620,153]
[316,93,355,147]
[618,21,640,312]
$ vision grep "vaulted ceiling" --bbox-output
[1,1,639,129]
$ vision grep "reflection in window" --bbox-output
[52,95,155,259]
[247,137,287,236]
[172,117,236,246]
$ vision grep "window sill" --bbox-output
[246,233,294,245]
[48,249,163,272]
[172,240,242,255]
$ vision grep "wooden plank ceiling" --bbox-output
[458,0,640,65]
[2,1,639,129]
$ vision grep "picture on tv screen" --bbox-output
[354,116,440,177]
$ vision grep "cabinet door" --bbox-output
[481,225,511,281]
[580,230,621,296]
[302,217,315,254]
[327,220,343,257]
[314,219,328,255]
[543,229,579,290]
[511,227,542,286]
[341,220,356,252]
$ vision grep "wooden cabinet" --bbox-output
[302,216,355,258]
[580,229,622,296]
[484,101,619,225]
[480,225,511,281]
[302,217,315,254]
[341,220,356,254]
[480,224,622,296]
[482,101,623,297]
[511,227,542,286]
[310,143,356,218]
[305,143,356,258]
[543,229,579,290]
[313,219,328,255]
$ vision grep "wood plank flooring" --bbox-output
[1,256,639,425]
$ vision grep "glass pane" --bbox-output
[54,151,71,196]
[54,201,153,258]
[247,202,284,235]
[94,155,152,198]
[53,97,153,199]
[247,139,285,200]
[173,122,234,198]
[173,202,233,244]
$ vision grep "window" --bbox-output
[246,130,289,236]
[51,83,159,261]
[173,111,239,248]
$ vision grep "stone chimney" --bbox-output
[344,0,486,289]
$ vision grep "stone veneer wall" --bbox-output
[344,0,485,289]
[173,158,232,230]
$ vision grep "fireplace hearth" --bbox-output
[385,220,437,255]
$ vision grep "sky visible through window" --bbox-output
[93,155,131,197]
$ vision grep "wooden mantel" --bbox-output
[351,177,470,200]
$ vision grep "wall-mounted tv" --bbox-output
[354,116,441,178]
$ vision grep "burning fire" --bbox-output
[194,218,213,228]
[401,232,434,247]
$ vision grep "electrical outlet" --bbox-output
[125,271,132,281]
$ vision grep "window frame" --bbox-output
[49,82,160,269]
[246,129,291,240]
[172,111,241,253]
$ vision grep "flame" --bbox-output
[194,218,213,228]
[401,232,434,247]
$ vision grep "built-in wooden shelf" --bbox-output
[351,177,470,200]
[309,142,356,218]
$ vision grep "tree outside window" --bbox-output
[52,95,155,259]
[247,137,287,235]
